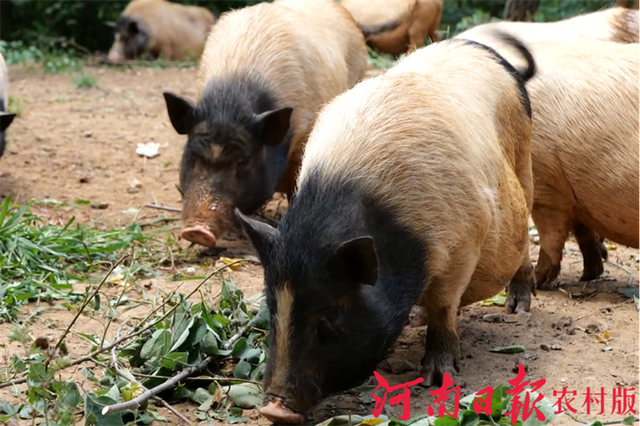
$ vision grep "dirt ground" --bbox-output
[0,63,638,426]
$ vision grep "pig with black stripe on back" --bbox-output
[236,33,539,425]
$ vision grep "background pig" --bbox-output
[0,52,17,160]
[456,6,639,45]
[453,36,639,289]
[105,0,215,63]
[162,0,368,248]
[341,0,443,55]
[236,34,537,424]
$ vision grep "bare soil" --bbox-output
[0,63,638,426]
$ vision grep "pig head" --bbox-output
[235,209,391,424]
[163,90,293,247]
[104,17,151,63]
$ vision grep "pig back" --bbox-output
[197,0,367,139]
[525,40,639,247]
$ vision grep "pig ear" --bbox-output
[254,107,293,147]
[333,236,379,286]
[126,20,140,35]
[234,208,280,261]
[104,21,117,30]
[0,113,16,132]
[163,91,196,135]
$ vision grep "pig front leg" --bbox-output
[532,207,571,290]
[418,256,477,387]
[505,247,536,314]
[572,220,607,282]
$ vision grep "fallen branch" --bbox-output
[144,203,182,213]
[101,355,215,416]
[110,334,190,424]
[223,324,250,350]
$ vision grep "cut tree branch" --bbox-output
[101,355,215,416]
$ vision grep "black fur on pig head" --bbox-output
[234,208,390,417]
[105,16,151,60]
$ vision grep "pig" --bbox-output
[341,0,443,55]
[0,52,17,160]
[454,35,639,289]
[235,33,538,424]
[162,0,368,248]
[105,0,215,63]
[456,6,639,45]
[617,0,639,9]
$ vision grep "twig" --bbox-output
[45,256,126,368]
[604,261,635,286]
[0,262,235,390]
[100,256,136,352]
[600,417,639,425]
[101,355,215,416]
[144,203,182,213]
[573,299,634,323]
[110,332,191,424]
[223,324,250,350]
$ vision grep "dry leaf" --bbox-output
[219,256,244,270]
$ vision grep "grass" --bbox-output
[73,73,98,88]
[0,196,158,321]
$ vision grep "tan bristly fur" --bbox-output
[474,39,639,285]
[456,7,639,49]
[197,0,368,198]
[298,40,534,343]
[272,283,294,394]
[341,0,443,55]
[113,0,215,61]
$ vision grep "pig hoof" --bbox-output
[181,223,217,248]
[419,329,461,387]
[258,399,304,425]
[505,291,531,314]
[419,357,460,388]
[580,261,604,282]
[409,305,428,327]
[534,264,560,290]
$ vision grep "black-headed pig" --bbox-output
[236,33,538,424]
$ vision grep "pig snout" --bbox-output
[258,397,304,425]
[181,222,217,247]
[107,47,125,64]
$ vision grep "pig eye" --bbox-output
[236,156,251,177]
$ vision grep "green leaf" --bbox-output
[52,380,82,408]
[190,388,212,405]
[83,392,128,426]
[434,415,460,426]
[479,291,507,307]
[489,345,525,354]
[460,410,480,426]
[622,415,636,426]
[26,362,53,388]
[140,329,171,361]
[229,416,249,424]
[249,299,270,329]
[226,383,263,409]
[233,359,252,379]
[585,422,603,426]
[159,352,189,370]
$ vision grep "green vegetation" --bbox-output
[0,196,160,321]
